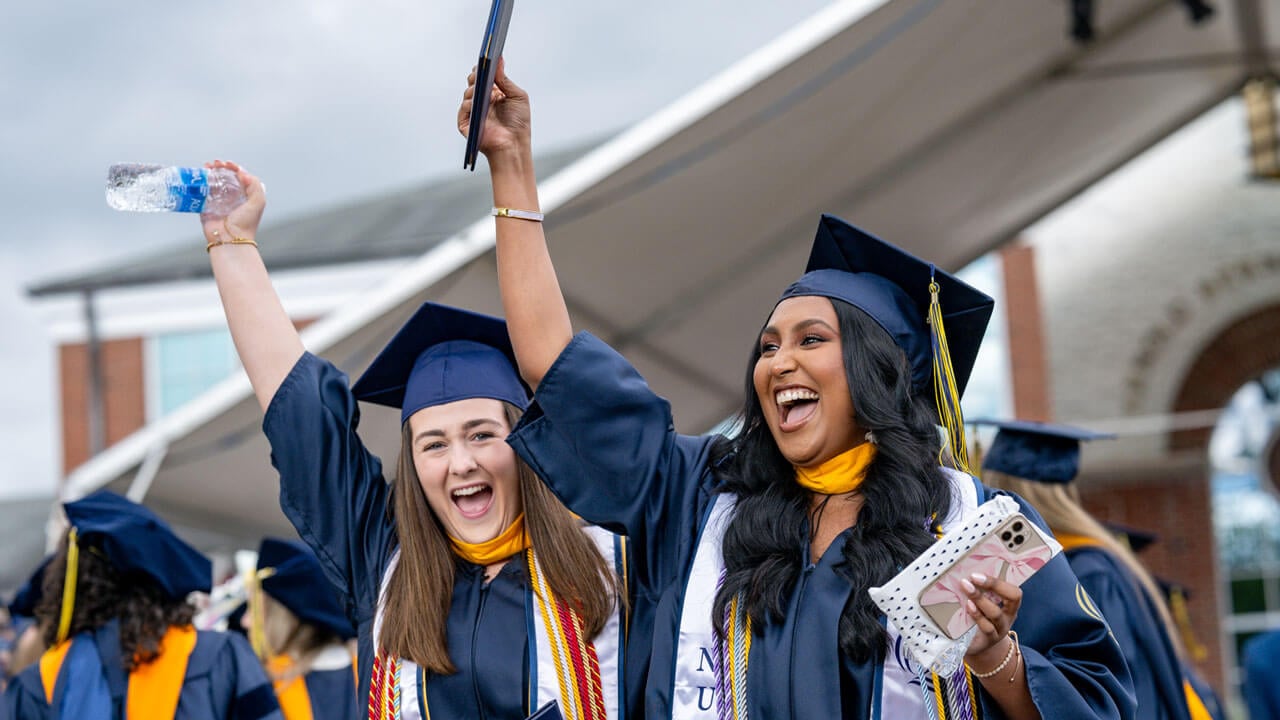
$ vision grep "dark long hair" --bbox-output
[35,532,196,672]
[711,298,952,663]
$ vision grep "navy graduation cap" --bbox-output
[7,556,52,619]
[55,491,210,644]
[62,490,212,599]
[257,537,355,640]
[971,418,1115,484]
[780,214,995,469]
[352,302,528,423]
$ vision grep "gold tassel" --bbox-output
[55,528,80,644]
[247,567,276,660]
[970,434,984,479]
[928,274,971,474]
[1169,587,1208,661]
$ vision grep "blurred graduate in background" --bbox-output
[4,558,52,685]
[2,490,281,720]
[978,419,1216,720]
[242,538,356,720]
[1244,628,1280,720]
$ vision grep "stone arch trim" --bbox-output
[1170,302,1280,451]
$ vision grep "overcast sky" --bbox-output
[0,0,845,499]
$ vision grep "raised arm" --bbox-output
[457,61,571,389]
[200,160,304,411]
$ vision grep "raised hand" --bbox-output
[457,58,531,161]
[200,159,266,247]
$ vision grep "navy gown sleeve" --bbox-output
[978,490,1137,720]
[1069,548,1189,720]
[303,667,359,720]
[179,631,283,720]
[1244,631,1280,720]
[2,667,50,720]
[263,352,397,625]
[507,332,718,591]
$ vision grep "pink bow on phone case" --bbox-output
[919,540,1052,638]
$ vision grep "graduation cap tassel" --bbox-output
[1169,588,1208,661]
[970,433,985,480]
[927,270,972,474]
[55,527,80,645]
[247,567,276,661]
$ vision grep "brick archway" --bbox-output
[1170,302,1280,451]
[1146,301,1280,699]
[1077,302,1280,700]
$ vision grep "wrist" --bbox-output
[967,635,1011,668]
[485,142,535,175]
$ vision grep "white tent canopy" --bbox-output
[61,0,1271,548]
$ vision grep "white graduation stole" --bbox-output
[671,495,736,718]
[371,525,626,720]
[671,469,980,719]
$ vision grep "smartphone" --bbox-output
[918,513,1052,639]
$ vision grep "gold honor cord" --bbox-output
[55,528,80,644]
[928,277,971,475]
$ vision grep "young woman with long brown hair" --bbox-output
[199,163,627,720]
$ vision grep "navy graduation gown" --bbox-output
[1066,547,1189,720]
[2,630,281,720]
[1244,630,1280,720]
[508,332,1135,720]
[297,665,358,720]
[264,352,531,718]
[508,335,718,720]
[1184,668,1224,720]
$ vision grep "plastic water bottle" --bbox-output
[106,163,247,215]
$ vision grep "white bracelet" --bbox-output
[968,631,1020,680]
[491,207,544,222]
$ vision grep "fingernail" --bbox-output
[971,573,988,584]
[959,578,976,594]
[966,599,977,614]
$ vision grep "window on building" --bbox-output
[956,253,1012,422]
[149,327,240,418]
[1213,368,1280,696]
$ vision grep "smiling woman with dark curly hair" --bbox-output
[3,491,282,720]
[464,62,1138,720]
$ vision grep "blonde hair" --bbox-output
[377,403,619,674]
[982,470,1185,661]
[259,594,342,683]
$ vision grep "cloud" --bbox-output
[0,0,831,498]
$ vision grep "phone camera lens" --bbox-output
[1013,534,1025,544]
[1012,521,1024,532]
[1001,531,1012,541]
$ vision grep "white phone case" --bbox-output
[868,495,1061,674]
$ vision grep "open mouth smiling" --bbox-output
[775,386,819,431]
[451,482,495,519]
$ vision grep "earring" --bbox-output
[865,430,878,445]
